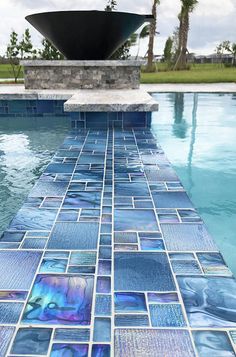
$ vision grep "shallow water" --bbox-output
[0,116,68,234]
[152,92,236,275]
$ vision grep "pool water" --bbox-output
[0,116,68,234]
[152,92,236,275]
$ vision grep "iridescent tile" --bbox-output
[178,276,236,327]
[54,329,90,342]
[134,200,153,209]
[39,259,67,273]
[99,247,112,260]
[114,329,195,357]
[150,304,186,327]
[158,214,180,223]
[197,253,232,276]
[114,292,147,313]
[51,343,88,357]
[115,253,175,291]
[100,235,112,245]
[47,222,99,250]
[92,344,110,357]
[21,238,47,250]
[0,251,42,289]
[42,197,63,208]
[152,192,194,209]
[29,181,68,197]
[11,328,52,355]
[0,231,25,242]
[97,277,111,294]
[161,224,217,251]
[26,231,50,238]
[95,295,111,316]
[139,232,162,239]
[81,209,100,217]
[70,251,96,266]
[68,266,95,274]
[114,209,159,231]
[229,331,236,344]
[100,224,112,234]
[169,253,195,260]
[0,326,15,357]
[0,302,23,323]
[63,191,101,209]
[44,251,69,259]
[114,244,138,251]
[171,260,202,275]
[98,260,111,275]
[22,274,94,325]
[115,182,149,197]
[57,211,79,222]
[148,293,179,303]
[140,239,165,251]
[115,314,149,327]
[193,330,235,357]
[0,290,28,301]
[93,318,111,342]
[114,232,137,244]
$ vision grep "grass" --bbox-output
[0,64,23,80]
[141,63,236,83]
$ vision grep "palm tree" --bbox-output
[174,0,198,70]
[147,0,160,72]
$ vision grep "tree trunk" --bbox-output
[147,1,158,72]
[174,11,189,70]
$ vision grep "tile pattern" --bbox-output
[0,120,235,356]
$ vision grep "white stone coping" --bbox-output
[142,83,236,93]
[64,89,159,112]
[21,60,145,67]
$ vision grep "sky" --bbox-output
[0,0,235,57]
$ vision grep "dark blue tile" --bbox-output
[115,182,149,197]
[51,343,88,357]
[115,252,175,291]
[11,328,52,355]
[0,231,25,242]
[54,328,90,342]
[45,163,75,174]
[92,344,110,357]
[114,292,147,313]
[47,222,99,250]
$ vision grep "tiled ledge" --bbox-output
[0,118,235,356]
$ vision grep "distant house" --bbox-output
[194,53,233,64]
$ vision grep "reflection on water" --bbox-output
[152,93,236,275]
[0,116,68,234]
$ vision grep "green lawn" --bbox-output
[0,64,23,79]
[141,63,236,83]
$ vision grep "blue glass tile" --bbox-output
[193,331,235,357]
[100,224,112,234]
[21,238,47,249]
[0,326,15,357]
[197,253,232,275]
[73,170,104,182]
[115,182,149,197]
[63,191,101,209]
[149,304,186,327]
[45,163,75,174]
[29,181,68,197]
[140,238,165,251]
[114,209,159,231]
[114,329,195,357]
[97,277,111,294]
[68,266,96,274]
[114,292,147,313]
[178,276,236,327]
[148,292,179,303]
[57,210,79,222]
[161,224,217,251]
[0,231,25,242]
[9,207,57,231]
[42,197,63,208]
[47,222,99,250]
[115,314,149,326]
[169,253,195,260]
[95,295,112,316]
[100,235,112,245]
[134,200,153,208]
[0,302,23,323]
[99,247,112,260]
[158,214,180,223]
[139,232,162,239]
[93,318,111,342]
[51,343,88,357]
[0,251,42,289]
[22,274,94,325]
[171,260,202,275]
[98,260,111,275]
[114,232,137,244]
[44,251,69,259]
[145,167,179,182]
[0,290,28,301]
[152,192,194,208]
[114,244,138,251]
[54,329,90,342]
[39,259,67,273]
[11,328,52,355]
[36,100,54,113]
[0,242,20,249]
[115,252,175,291]
[70,251,96,266]
[92,344,110,357]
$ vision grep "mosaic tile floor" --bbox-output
[0,127,236,357]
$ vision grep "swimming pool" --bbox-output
[152,92,236,275]
[0,116,68,234]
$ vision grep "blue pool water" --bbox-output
[0,117,68,234]
[152,92,236,275]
